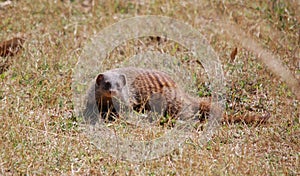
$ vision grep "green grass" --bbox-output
[1,0,299,175]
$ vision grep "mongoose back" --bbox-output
[84,67,269,124]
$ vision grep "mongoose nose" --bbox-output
[109,90,117,96]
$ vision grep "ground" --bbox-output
[0,0,299,175]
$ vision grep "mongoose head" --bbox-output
[95,72,126,98]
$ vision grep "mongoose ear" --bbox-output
[96,74,104,86]
[119,74,126,87]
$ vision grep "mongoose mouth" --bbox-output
[109,90,117,96]
[102,90,117,97]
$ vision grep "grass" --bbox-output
[0,0,299,175]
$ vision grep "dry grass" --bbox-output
[0,0,299,175]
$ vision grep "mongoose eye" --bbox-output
[104,82,111,90]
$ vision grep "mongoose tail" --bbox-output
[197,99,270,124]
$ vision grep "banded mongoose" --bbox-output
[84,67,269,124]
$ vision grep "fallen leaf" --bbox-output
[0,37,25,57]
[230,47,237,61]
